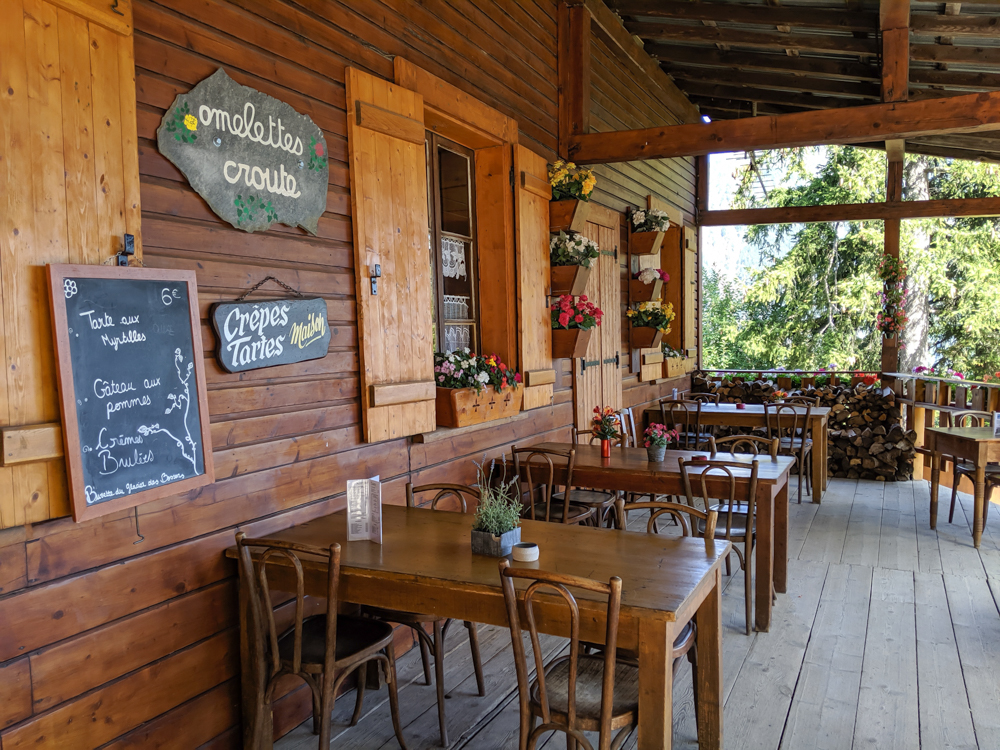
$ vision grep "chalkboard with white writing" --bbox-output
[47,265,214,523]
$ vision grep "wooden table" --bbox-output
[926,425,1000,548]
[228,506,731,750]
[531,442,795,632]
[644,403,831,502]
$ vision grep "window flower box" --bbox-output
[551,328,592,359]
[664,357,685,379]
[550,264,591,296]
[435,384,523,429]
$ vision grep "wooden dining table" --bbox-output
[228,505,731,750]
[927,425,1000,548]
[643,403,831,502]
[530,442,795,633]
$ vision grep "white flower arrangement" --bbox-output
[630,208,671,233]
[637,268,659,285]
[550,231,600,268]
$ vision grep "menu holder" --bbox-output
[994,412,1000,436]
[347,476,382,543]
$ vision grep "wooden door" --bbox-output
[0,0,141,527]
[514,145,554,410]
[573,208,622,428]
[346,68,436,442]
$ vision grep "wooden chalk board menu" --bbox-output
[47,265,214,522]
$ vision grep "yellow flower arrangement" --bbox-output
[548,159,596,202]
[626,301,675,332]
[183,114,198,131]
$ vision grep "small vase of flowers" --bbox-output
[592,405,622,458]
[771,389,789,403]
[644,423,678,463]
[470,457,522,557]
[551,295,603,359]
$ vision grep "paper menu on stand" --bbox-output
[347,476,382,543]
[994,413,1000,437]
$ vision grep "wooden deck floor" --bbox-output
[276,478,1000,749]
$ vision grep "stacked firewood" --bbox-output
[693,375,917,481]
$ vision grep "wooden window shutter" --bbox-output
[683,225,698,369]
[346,68,436,442]
[514,145,555,410]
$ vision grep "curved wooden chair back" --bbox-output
[764,402,812,441]
[624,500,718,540]
[689,392,721,404]
[616,407,638,447]
[678,458,760,539]
[785,395,820,406]
[948,410,993,428]
[659,398,707,449]
[406,482,480,513]
[713,435,780,459]
[498,558,622,750]
[511,445,577,524]
[573,427,626,448]
[235,532,340,695]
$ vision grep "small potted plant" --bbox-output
[628,207,671,255]
[551,294,603,359]
[631,267,668,302]
[470,457,522,557]
[548,160,596,233]
[626,301,674,350]
[592,405,621,458]
[643,423,678,463]
[550,231,600,296]
[771,389,789,403]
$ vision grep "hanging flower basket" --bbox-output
[630,230,665,256]
[550,264,592,296]
[552,328,593,359]
[436,385,523,429]
[629,326,662,350]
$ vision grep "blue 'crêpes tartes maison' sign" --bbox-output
[156,68,328,235]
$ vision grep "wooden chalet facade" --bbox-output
[0,0,701,745]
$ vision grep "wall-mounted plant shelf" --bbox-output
[629,326,662,350]
[549,199,590,234]
[551,327,592,358]
[629,278,662,302]
[550,264,591,296]
[630,230,664,255]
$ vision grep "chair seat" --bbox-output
[278,614,393,667]
[699,507,754,538]
[361,605,441,625]
[954,460,1000,476]
[778,437,813,450]
[531,654,639,721]
[553,489,615,507]
[527,501,595,523]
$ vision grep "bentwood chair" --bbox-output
[513,445,596,525]
[615,408,638,447]
[945,411,1000,524]
[571,429,625,527]
[658,398,715,450]
[712,435,780,460]
[785,395,820,407]
[499,559,637,750]
[235,533,409,750]
[689,392,721,405]
[360,484,485,746]
[764,402,813,503]
[679,458,761,634]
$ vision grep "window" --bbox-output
[427,134,479,353]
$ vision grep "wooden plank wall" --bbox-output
[0,1,697,746]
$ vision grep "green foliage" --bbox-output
[703,147,1000,379]
[472,458,521,536]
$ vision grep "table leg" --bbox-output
[755,483,775,632]
[694,568,723,750]
[774,483,788,595]
[820,418,829,492]
[811,431,824,504]
[974,463,986,549]
[930,450,941,530]
[637,618,676,750]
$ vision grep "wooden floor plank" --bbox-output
[853,568,919,750]
[779,563,871,750]
[913,573,978,750]
[946,573,1000,748]
[841,481,884,567]
[878,481,919,573]
[913,479,944,575]
[798,479,856,563]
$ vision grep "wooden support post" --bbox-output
[558,1,591,158]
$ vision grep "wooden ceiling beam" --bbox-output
[648,44,880,81]
[624,21,879,56]
[680,82,864,110]
[607,0,878,32]
[910,68,1000,90]
[912,43,1000,65]
[663,64,881,98]
[566,89,1000,162]
[558,1,590,158]
[911,12,1000,36]
[700,194,1000,226]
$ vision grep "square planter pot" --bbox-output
[629,326,662,350]
[776,376,792,390]
[436,384,524,429]
[549,199,590,234]
[664,357,685,379]
[550,264,592,296]
[630,230,665,256]
[629,278,663,302]
[800,376,816,389]
[471,526,521,557]
[551,327,593,359]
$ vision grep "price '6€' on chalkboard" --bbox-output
[47,265,214,522]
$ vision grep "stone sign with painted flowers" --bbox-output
[157,69,328,235]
